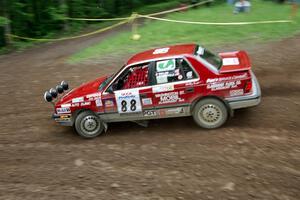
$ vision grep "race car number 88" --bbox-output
[121,99,136,112]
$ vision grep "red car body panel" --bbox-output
[126,44,196,65]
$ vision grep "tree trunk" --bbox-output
[59,0,68,31]
[3,0,12,46]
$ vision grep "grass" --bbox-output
[68,0,300,64]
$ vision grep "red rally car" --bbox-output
[44,44,261,138]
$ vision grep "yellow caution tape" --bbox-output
[8,20,128,42]
[140,15,293,26]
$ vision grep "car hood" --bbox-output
[57,76,108,105]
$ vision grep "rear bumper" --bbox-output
[52,113,73,126]
[226,71,261,110]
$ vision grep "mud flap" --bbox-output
[103,122,108,132]
[132,120,149,128]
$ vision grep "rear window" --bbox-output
[195,46,222,69]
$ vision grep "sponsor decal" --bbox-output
[80,101,91,106]
[185,80,200,87]
[156,69,180,77]
[186,71,193,79]
[60,115,71,119]
[56,107,71,114]
[155,92,184,104]
[206,74,247,91]
[95,98,102,107]
[115,89,142,113]
[143,110,157,117]
[196,46,205,55]
[223,57,240,66]
[86,92,101,99]
[230,89,244,97]
[165,107,184,115]
[153,84,174,93]
[55,114,71,122]
[156,59,176,72]
[61,104,71,108]
[179,90,185,95]
[159,109,166,116]
[207,80,241,91]
[104,100,114,107]
[156,75,168,84]
[153,47,170,55]
[142,98,152,106]
[71,103,80,107]
[206,73,247,83]
[72,97,84,103]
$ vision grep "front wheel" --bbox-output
[193,98,228,129]
[74,110,104,138]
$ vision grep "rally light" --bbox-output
[56,85,64,94]
[44,91,53,102]
[49,88,58,98]
[61,81,69,91]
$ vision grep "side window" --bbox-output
[154,58,197,85]
[112,63,150,91]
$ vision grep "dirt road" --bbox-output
[0,30,299,200]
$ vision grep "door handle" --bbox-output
[185,87,194,93]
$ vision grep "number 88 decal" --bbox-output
[115,89,142,114]
[121,99,137,112]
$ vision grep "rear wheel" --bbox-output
[74,110,104,138]
[193,98,228,129]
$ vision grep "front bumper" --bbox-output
[52,113,73,126]
[226,71,261,110]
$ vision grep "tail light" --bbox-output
[244,80,252,93]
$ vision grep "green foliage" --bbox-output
[0,0,181,49]
[0,17,10,26]
[69,0,300,63]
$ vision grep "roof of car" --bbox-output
[126,44,197,65]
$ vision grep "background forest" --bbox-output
[0,0,194,49]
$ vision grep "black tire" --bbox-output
[192,98,228,129]
[74,110,104,139]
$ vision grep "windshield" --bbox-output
[195,46,222,69]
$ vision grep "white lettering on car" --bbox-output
[153,47,170,55]
[142,98,152,106]
[223,57,240,66]
[80,101,91,106]
[207,80,242,91]
[152,84,174,93]
[155,92,184,104]
[143,110,157,117]
[61,104,71,108]
[95,99,102,107]
[72,97,84,103]
[230,89,244,97]
[56,107,71,114]
[206,73,247,83]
